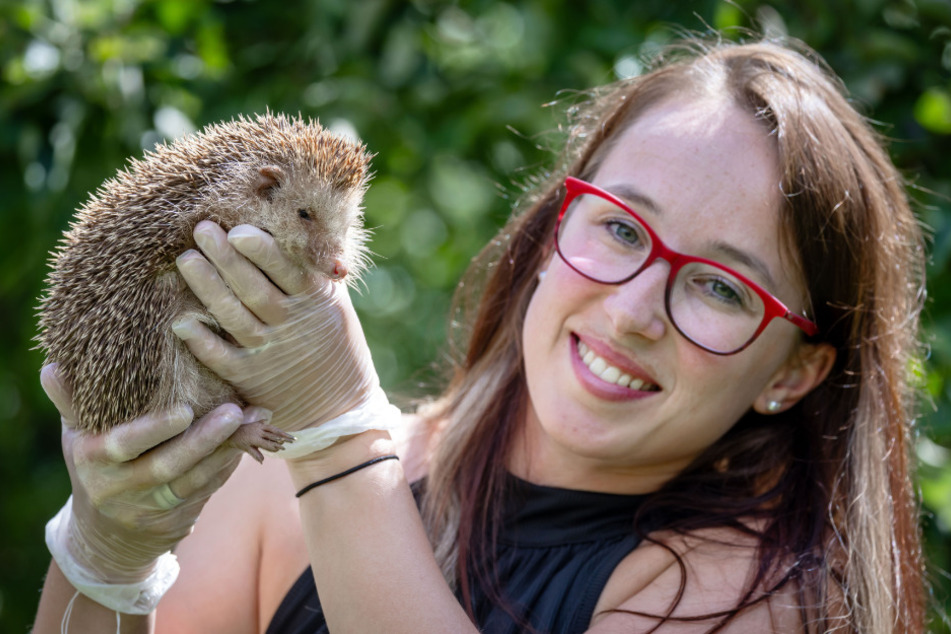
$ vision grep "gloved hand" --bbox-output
[42,363,264,614]
[173,221,400,459]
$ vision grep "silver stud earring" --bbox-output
[766,400,782,413]
[538,270,547,281]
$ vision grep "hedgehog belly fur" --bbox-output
[52,266,239,434]
[156,271,244,425]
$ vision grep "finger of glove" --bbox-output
[68,404,192,477]
[99,430,250,537]
[66,406,193,510]
[40,363,78,427]
[193,221,289,325]
[106,447,241,533]
[228,225,310,296]
[172,315,243,381]
[94,404,194,463]
[126,403,244,491]
[167,444,243,504]
[177,249,269,348]
[241,405,273,426]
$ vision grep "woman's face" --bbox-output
[515,96,813,493]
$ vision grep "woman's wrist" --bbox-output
[45,497,180,615]
[285,429,397,493]
[33,561,153,634]
[264,386,402,461]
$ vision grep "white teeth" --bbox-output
[576,340,657,391]
[589,357,607,375]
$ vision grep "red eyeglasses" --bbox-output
[553,177,818,355]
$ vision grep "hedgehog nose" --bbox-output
[329,259,348,281]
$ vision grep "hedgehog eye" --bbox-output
[298,208,312,220]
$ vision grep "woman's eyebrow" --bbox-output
[710,240,778,291]
[604,184,664,217]
[604,182,779,291]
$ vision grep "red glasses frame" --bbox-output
[553,176,819,355]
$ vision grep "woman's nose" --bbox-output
[602,259,670,341]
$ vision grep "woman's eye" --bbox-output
[298,208,312,220]
[709,279,742,303]
[607,220,641,245]
[694,276,749,309]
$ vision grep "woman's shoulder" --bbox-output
[589,523,803,633]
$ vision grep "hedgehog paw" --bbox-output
[226,422,295,463]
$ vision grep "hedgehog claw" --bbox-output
[226,421,292,461]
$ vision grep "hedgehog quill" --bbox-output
[36,113,373,461]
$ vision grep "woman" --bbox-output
[34,37,926,633]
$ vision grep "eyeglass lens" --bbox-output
[556,193,767,353]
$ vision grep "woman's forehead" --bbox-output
[591,97,805,299]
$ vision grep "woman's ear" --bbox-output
[753,343,836,414]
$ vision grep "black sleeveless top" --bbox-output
[265,475,649,634]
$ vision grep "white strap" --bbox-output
[266,387,401,460]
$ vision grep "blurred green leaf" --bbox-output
[3,0,951,631]
[196,18,228,73]
[915,87,951,134]
[154,0,203,34]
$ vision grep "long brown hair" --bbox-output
[419,36,926,633]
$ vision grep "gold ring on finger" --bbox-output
[152,483,185,510]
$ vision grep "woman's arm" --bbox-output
[172,223,475,632]
[284,436,808,634]
[286,429,477,634]
[31,366,251,634]
[34,562,152,634]
[253,429,803,634]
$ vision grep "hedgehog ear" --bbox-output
[255,165,285,200]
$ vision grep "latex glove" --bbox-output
[173,221,399,458]
[42,363,264,614]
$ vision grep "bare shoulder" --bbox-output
[589,524,803,633]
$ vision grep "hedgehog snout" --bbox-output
[329,259,348,280]
[313,250,347,281]
[306,235,348,280]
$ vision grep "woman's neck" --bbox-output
[506,411,685,495]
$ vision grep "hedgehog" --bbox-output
[36,112,373,461]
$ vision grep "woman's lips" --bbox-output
[577,339,660,390]
[571,334,661,400]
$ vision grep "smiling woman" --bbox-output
[33,35,926,634]
[419,37,925,632]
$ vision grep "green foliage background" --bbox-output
[1,0,949,630]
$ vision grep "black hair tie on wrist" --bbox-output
[295,454,400,498]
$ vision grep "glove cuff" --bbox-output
[267,387,401,460]
[45,496,180,615]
